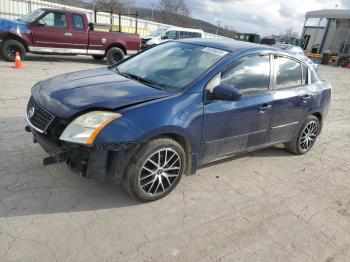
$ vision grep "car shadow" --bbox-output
[0,116,142,218]
[24,54,108,65]
[0,116,295,218]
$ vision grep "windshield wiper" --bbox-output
[116,70,165,91]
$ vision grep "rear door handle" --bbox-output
[302,94,312,102]
[258,104,272,112]
[64,32,72,37]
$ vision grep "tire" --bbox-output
[123,137,186,202]
[1,39,26,62]
[286,115,320,155]
[92,55,105,60]
[106,47,124,64]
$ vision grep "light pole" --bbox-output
[216,20,221,35]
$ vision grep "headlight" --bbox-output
[60,111,122,145]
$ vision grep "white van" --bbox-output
[141,27,204,49]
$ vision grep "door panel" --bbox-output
[201,93,273,162]
[270,88,311,142]
[200,54,273,163]
[32,11,72,49]
[71,14,88,50]
[270,56,312,143]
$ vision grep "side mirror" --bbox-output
[38,19,46,26]
[161,34,168,40]
[211,84,242,101]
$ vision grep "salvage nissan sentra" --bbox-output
[25,39,331,201]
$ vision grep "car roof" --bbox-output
[177,38,315,69]
[178,38,274,52]
[167,27,204,33]
[41,8,85,16]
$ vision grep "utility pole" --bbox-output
[151,4,155,21]
[216,20,221,35]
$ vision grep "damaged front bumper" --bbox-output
[25,125,140,182]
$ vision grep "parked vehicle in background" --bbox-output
[25,39,331,201]
[141,27,203,49]
[234,33,260,44]
[273,44,319,71]
[0,8,141,64]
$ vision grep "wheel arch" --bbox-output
[310,111,322,124]
[3,33,29,52]
[105,42,127,55]
[150,133,193,175]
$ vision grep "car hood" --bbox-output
[0,18,30,34]
[32,67,170,119]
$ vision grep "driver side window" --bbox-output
[162,30,178,40]
[42,12,67,28]
[221,55,271,96]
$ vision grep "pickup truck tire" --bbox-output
[92,55,105,60]
[1,39,26,62]
[106,47,124,64]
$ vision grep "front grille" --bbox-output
[26,96,55,132]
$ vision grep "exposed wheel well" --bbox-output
[153,133,192,175]
[105,43,126,55]
[311,112,322,123]
[3,34,29,52]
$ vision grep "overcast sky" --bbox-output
[135,0,350,36]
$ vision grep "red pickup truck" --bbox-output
[0,8,141,64]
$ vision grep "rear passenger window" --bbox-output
[221,55,270,96]
[72,14,84,30]
[179,31,190,38]
[191,32,202,38]
[302,64,308,85]
[275,56,302,89]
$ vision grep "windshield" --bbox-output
[19,9,45,23]
[149,28,167,37]
[116,42,229,92]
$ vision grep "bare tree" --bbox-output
[159,0,190,17]
[279,28,299,42]
[95,0,125,13]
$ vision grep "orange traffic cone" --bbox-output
[12,52,24,69]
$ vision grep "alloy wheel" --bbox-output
[299,120,318,152]
[139,148,181,196]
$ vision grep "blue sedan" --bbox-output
[25,39,331,201]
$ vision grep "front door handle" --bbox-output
[64,32,72,37]
[258,104,272,112]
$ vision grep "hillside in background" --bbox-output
[133,7,235,38]
[50,0,236,38]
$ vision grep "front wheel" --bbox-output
[1,39,26,62]
[286,115,320,155]
[122,138,186,201]
[106,47,124,64]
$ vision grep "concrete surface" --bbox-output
[0,55,350,262]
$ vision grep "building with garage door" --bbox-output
[301,9,350,55]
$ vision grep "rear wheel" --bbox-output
[286,115,320,155]
[122,138,186,201]
[1,39,26,62]
[92,55,105,60]
[106,47,124,64]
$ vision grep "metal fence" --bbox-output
[0,0,230,39]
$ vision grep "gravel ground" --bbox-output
[0,55,350,262]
